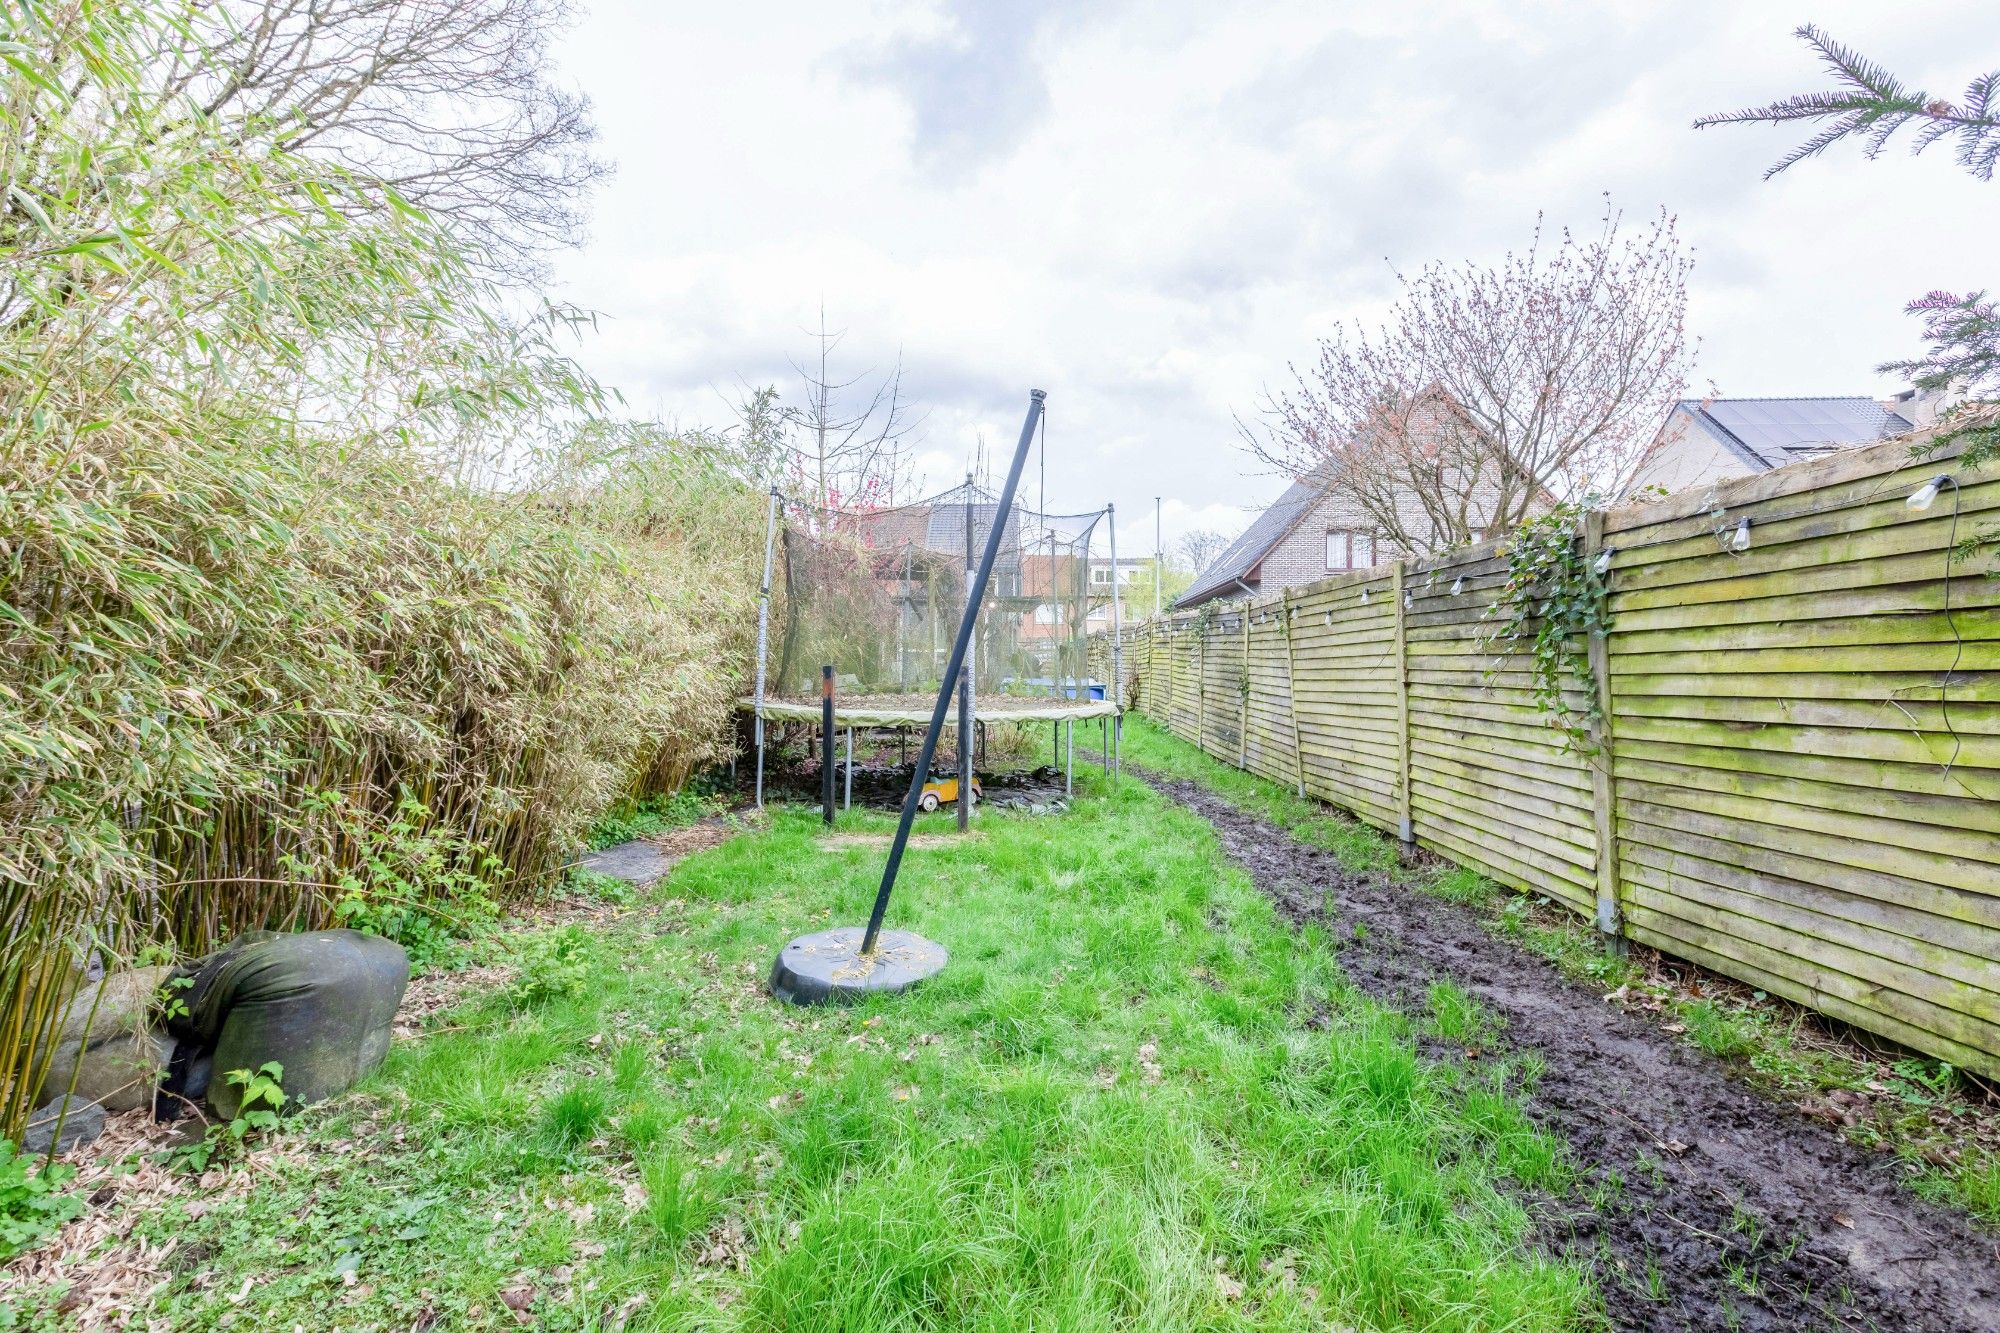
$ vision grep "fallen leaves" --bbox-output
[1137,1040,1163,1085]
[0,1107,263,1329]
[696,1217,753,1272]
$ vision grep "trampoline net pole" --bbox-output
[1107,501,1123,785]
[753,486,780,810]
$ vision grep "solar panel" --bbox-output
[1702,398,1906,466]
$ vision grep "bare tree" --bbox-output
[156,0,606,276]
[1242,205,1693,553]
[785,309,924,521]
[1174,528,1232,574]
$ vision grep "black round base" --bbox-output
[768,927,947,1006]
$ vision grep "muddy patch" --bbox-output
[1147,772,2000,1333]
[822,832,971,850]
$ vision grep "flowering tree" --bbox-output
[1241,206,1693,553]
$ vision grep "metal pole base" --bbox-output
[769,927,947,1006]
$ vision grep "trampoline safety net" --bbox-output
[770,481,1109,703]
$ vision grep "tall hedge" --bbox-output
[0,3,761,1133]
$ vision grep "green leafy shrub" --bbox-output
[587,788,718,850]
[1482,499,1610,751]
[0,1140,82,1260]
[173,1063,288,1174]
[507,927,593,1008]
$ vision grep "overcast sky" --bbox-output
[548,1,2000,552]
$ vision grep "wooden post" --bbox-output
[1584,510,1626,947]
[1196,620,1207,754]
[1393,561,1413,845]
[1282,589,1306,798]
[1238,603,1251,769]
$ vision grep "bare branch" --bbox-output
[159,0,608,279]
[1241,204,1693,554]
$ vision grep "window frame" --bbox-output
[1324,530,1350,571]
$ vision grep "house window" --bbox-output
[1091,566,1112,585]
[1034,604,1060,625]
[1326,531,1375,571]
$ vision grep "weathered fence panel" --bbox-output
[1405,546,1600,917]
[1108,433,2000,1077]
[1602,440,2000,1075]
[1291,570,1402,831]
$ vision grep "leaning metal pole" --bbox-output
[861,390,1045,955]
[752,486,780,810]
[958,476,974,835]
[1108,501,1123,784]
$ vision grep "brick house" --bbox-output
[1175,471,1526,610]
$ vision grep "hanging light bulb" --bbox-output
[1730,517,1751,552]
[1404,590,1414,609]
[1360,587,1369,604]
[1908,474,1951,511]
[1592,547,1614,576]
[1450,576,1465,596]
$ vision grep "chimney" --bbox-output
[1887,384,1961,431]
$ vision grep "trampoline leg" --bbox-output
[1065,719,1073,798]
[844,728,853,811]
[1101,716,1108,774]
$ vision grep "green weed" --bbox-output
[543,1080,609,1151]
[506,925,593,1008]
[0,1141,81,1261]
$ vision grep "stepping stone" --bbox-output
[580,840,672,886]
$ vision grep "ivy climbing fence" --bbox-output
[1097,431,2000,1078]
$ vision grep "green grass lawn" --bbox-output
[43,760,1605,1331]
[1114,716,2000,1229]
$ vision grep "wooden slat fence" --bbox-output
[1100,433,2000,1077]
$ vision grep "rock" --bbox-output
[169,930,408,1119]
[38,965,172,1113]
[21,1095,107,1155]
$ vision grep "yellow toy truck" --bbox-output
[917,775,981,811]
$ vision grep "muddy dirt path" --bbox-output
[1145,772,2000,1333]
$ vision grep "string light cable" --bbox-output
[1907,473,1967,781]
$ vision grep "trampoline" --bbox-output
[740,693,1120,808]
[745,476,1128,812]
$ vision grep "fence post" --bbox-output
[1393,561,1413,845]
[1584,510,1626,946]
[1196,620,1207,754]
[1238,603,1251,769]
[1282,588,1306,798]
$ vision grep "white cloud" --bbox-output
[548,0,2000,549]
